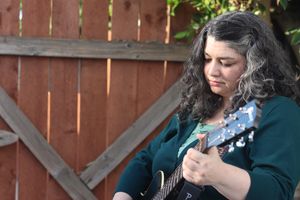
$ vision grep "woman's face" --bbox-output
[204,36,246,99]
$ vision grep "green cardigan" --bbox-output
[115,96,300,199]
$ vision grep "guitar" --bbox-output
[141,100,261,200]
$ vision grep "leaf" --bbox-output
[174,31,189,40]
[291,32,300,45]
[192,22,200,30]
[278,0,288,10]
[257,2,266,12]
[167,0,182,16]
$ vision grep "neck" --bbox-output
[223,97,231,110]
[204,98,231,125]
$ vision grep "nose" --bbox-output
[206,60,221,77]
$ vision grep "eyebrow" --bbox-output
[204,52,236,60]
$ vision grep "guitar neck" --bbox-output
[150,100,260,200]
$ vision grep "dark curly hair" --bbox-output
[178,11,300,121]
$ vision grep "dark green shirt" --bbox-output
[115,96,300,199]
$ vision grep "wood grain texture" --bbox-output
[49,0,80,199]
[106,0,140,199]
[0,36,189,61]
[0,87,97,200]
[0,0,19,199]
[18,0,50,199]
[0,130,18,147]
[79,0,108,198]
[80,80,181,189]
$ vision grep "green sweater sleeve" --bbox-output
[246,97,300,200]
[114,115,179,199]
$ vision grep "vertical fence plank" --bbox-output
[158,3,193,139]
[107,0,140,198]
[136,0,170,166]
[18,1,51,199]
[49,0,79,199]
[0,1,19,199]
[138,0,167,113]
[165,3,193,91]
[79,0,108,199]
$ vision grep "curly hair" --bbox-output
[178,11,300,121]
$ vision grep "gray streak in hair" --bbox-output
[179,11,300,121]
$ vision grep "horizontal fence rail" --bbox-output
[0,36,190,62]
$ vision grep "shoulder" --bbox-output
[262,96,300,116]
[258,96,300,130]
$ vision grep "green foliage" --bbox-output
[167,0,183,16]
[278,0,288,10]
[276,0,300,54]
[168,0,300,58]
[292,32,300,45]
[286,28,300,45]
[167,0,266,41]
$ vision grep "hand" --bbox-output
[182,134,224,186]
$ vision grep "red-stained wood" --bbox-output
[0,0,19,199]
[158,3,193,145]
[79,0,108,198]
[106,0,169,198]
[132,2,188,177]
[49,0,79,199]
[165,2,193,91]
[138,0,167,118]
[133,0,170,194]
[133,0,170,179]
[106,0,140,199]
[18,1,51,199]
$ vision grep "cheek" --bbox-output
[203,65,209,79]
[226,69,244,87]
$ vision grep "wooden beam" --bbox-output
[0,87,97,200]
[80,80,181,189]
[0,36,189,62]
[0,130,18,147]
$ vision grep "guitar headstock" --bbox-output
[204,100,261,151]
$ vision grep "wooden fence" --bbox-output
[0,0,193,199]
[0,1,299,200]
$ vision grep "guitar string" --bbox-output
[151,108,252,199]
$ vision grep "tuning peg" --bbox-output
[228,142,235,153]
[229,113,238,120]
[248,131,255,142]
[239,107,246,112]
[236,137,245,147]
[237,123,246,131]
[227,129,236,136]
[219,120,227,127]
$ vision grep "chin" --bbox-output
[210,88,222,95]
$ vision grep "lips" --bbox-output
[208,80,224,86]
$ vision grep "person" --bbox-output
[113,11,300,200]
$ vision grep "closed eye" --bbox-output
[204,58,211,63]
[222,63,233,67]
[221,61,235,67]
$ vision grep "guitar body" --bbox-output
[140,171,164,200]
[141,171,201,200]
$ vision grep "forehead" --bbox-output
[204,36,242,58]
